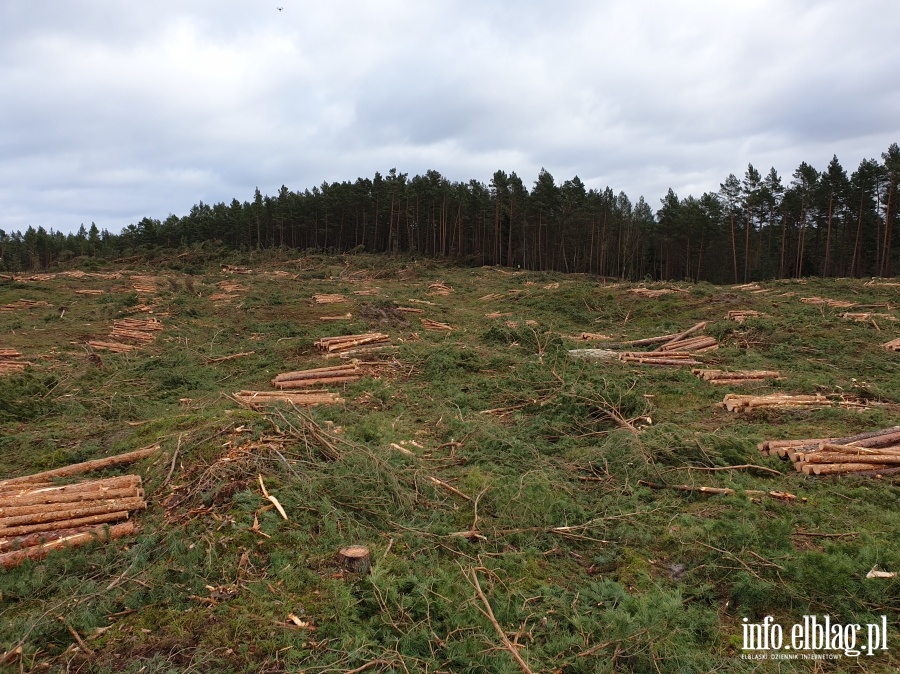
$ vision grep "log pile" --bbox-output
[884,337,900,351]
[222,265,252,274]
[864,280,900,287]
[628,287,675,298]
[0,349,33,375]
[0,446,157,568]
[215,281,246,293]
[721,393,829,413]
[234,390,344,407]
[620,352,700,367]
[314,333,390,354]
[272,362,362,389]
[693,369,782,385]
[63,271,121,280]
[130,276,158,294]
[479,290,526,302]
[90,318,163,352]
[421,318,453,331]
[428,282,453,295]
[732,282,762,291]
[110,318,164,343]
[800,296,856,309]
[841,312,896,323]
[0,299,52,312]
[87,340,136,354]
[598,320,709,351]
[759,426,900,476]
[727,310,764,323]
[313,294,347,304]
[656,335,718,353]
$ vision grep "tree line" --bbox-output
[1,143,898,282]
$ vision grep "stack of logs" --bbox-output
[0,299,52,312]
[89,318,163,353]
[313,294,347,304]
[131,276,158,294]
[656,334,717,353]
[314,333,390,355]
[110,318,164,343]
[0,446,156,568]
[841,312,896,323]
[479,290,524,302]
[722,393,829,413]
[628,288,676,298]
[616,321,715,367]
[693,369,782,385]
[884,338,900,351]
[0,349,33,376]
[759,426,900,476]
[428,282,453,296]
[272,362,362,388]
[421,318,453,331]
[800,296,856,309]
[727,310,764,323]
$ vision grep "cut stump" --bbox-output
[338,545,371,573]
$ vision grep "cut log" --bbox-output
[818,442,900,455]
[722,394,829,413]
[0,475,140,497]
[0,521,136,569]
[87,340,137,353]
[312,294,347,304]
[272,363,359,384]
[884,338,900,351]
[0,446,159,487]
[0,511,131,537]
[0,486,142,509]
[338,545,371,573]
[314,333,390,353]
[275,375,361,389]
[0,497,146,528]
[655,321,707,350]
[421,318,453,331]
[802,463,890,475]
[800,453,900,465]
[567,349,619,361]
[658,335,715,353]
[234,391,344,407]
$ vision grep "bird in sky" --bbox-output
[277,6,283,10]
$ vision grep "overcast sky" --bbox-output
[2,1,899,235]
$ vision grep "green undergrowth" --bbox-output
[0,256,898,672]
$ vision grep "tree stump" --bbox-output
[338,545,371,574]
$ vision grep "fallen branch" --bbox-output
[465,568,536,674]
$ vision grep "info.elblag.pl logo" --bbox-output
[741,615,890,659]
